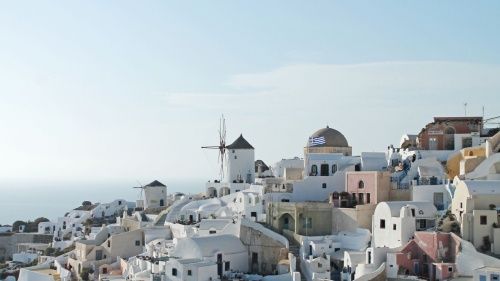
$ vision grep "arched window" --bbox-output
[444,127,456,134]
[358,180,364,189]
[332,164,338,174]
[311,165,318,176]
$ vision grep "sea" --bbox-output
[0,179,202,226]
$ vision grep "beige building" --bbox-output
[452,179,500,250]
[68,227,144,278]
[266,201,332,240]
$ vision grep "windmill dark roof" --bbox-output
[226,134,254,149]
[146,180,166,187]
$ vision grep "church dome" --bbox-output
[309,126,349,147]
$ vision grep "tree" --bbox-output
[44,247,55,256]
[80,268,94,281]
[34,217,49,225]
[12,221,26,232]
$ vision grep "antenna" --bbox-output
[201,115,228,181]
[464,103,468,117]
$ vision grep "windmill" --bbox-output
[133,180,146,210]
[202,115,228,181]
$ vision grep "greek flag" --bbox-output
[309,136,325,146]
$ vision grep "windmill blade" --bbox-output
[201,114,228,181]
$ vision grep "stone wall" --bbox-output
[240,224,287,275]
[332,204,376,234]
[0,233,52,260]
[389,189,411,201]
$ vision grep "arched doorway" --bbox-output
[279,213,295,233]
[207,187,217,197]
[219,187,230,197]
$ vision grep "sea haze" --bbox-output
[0,180,202,225]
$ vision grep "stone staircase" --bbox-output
[288,240,307,281]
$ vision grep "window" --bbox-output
[411,209,416,217]
[255,197,259,204]
[172,268,177,276]
[448,266,453,272]
[434,193,444,210]
[108,240,110,247]
[393,224,396,230]
[332,164,337,174]
[225,261,230,271]
[235,155,237,159]
[380,219,386,229]
[480,216,487,225]
[249,198,252,204]
[318,263,322,268]
[444,127,456,134]
[322,183,327,189]
[419,219,427,229]
[358,193,364,204]
[102,268,107,274]
[460,202,463,208]
[462,137,472,148]
[445,136,455,150]
[311,165,318,176]
[135,240,140,246]
[303,217,312,229]
[188,270,192,276]
[209,230,216,234]
[366,193,371,204]
[358,181,364,189]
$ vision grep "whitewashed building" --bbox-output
[372,201,437,248]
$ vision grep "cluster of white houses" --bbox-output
[6,115,500,281]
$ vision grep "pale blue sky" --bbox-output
[1,1,500,191]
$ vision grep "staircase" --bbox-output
[288,240,307,281]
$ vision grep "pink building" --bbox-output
[387,232,461,281]
[343,171,390,207]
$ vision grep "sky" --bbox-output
[1,1,500,202]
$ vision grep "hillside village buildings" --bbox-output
[4,115,500,281]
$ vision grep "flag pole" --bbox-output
[307,136,310,177]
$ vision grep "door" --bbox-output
[283,217,289,230]
[217,254,223,277]
[160,199,164,206]
[96,250,102,261]
[321,164,329,176]
[252,252,258,273]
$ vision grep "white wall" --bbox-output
[228,148,255,184]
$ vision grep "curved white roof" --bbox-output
[172,234,246,259]
[377,201,437,218]
[458,180,500,196]
[198,203,222,212]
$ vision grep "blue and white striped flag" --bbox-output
[309,136,325,146]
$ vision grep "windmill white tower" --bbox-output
[133,180,167,210]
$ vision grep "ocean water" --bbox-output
[0,180,202,225]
